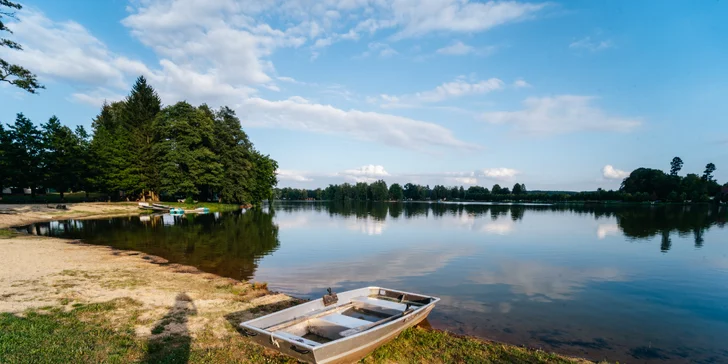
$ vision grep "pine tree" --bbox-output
[120,76,162,200]
[0,123,10,199]
[42,116,89,200]
[212,106,255,204]
[7,113,43,197]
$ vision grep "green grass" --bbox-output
[364,326,584,364]
[164,202,241,213]
[0,299,591,364]
[0,229,17,239]
[0,299,143,364]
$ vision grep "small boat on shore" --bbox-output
[240,287,439,364]
[138,202,167,212]
[152,203,171,209]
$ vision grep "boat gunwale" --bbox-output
[240,286,440,351]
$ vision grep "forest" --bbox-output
[0,76,277,204]
[276,158,727,203]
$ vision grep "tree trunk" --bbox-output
[60,191,65,201]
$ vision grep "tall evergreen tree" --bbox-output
[153,102,223,199]
[211,106,255,203]
[670,157,683,176]
[7,113,43,197]
[74,125,92,198]
[120,76,162,200]
[0,122,10,199]
[89,102,128,197]
[42,116,86,200]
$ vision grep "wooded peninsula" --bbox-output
[0,76,277,204]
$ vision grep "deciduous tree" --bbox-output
[0,1,43,93]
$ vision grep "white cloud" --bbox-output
[343,165,390,177]
[339,165,390,183]
[602,165,629,180]
[390,0,549,39]
[417,77,504,102]
[569,36,613,52]
[69,90,125,107]
[359,42,398,58]
[513,78,531,88]
[376,76,504,108]
[481,95,642,135]
[240,97,480,151]
[276,169,313,182]
[436,40,475,55]
[453,177,478,185]
[3,10,130,89]
[277,76,301,84]
[480,168,519,181]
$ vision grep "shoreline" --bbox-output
[0,203,595,363]
[0,202,142,229]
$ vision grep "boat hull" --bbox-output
[240,287,439,364]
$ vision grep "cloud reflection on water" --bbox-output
[469,260,624,301]
[257,244,474,294]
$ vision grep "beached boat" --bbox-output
[169,207,185,214]
[138,202,167,212]
[152,203,171,209]
[240,287,439,364]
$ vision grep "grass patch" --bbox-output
[364,326,586,364]
[0,229,17,239]
[57,270,102,280]
[165,202,241,213]
[0,298,593,364]
[0,299,142,364]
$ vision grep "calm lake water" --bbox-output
[16,202,728,363]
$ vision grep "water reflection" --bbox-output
[14,202,728,363]
[17,210,280,281]
[469,260,624,302]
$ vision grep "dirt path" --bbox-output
[0,202,141,229]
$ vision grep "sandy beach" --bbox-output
[0,203,141,229]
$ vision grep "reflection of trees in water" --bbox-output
[614,205,725,250]
[274,202,726,252]
[23,209,280,281]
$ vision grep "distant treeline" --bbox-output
[276,158,726,203]
[0,76,277,204]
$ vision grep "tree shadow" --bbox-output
[143,292,197,364]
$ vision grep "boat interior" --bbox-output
[259,289,434,347]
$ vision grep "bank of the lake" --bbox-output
[0,205,591,363]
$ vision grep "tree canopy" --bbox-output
[0,0,43,93]
[0,76,277,204]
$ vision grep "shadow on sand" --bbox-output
[144,292,197,364]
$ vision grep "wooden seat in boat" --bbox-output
[351,296,409,316]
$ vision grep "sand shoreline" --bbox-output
[0,202,142,229]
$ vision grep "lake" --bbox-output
[15,202,728,363]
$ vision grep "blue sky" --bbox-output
[1,0,726,190]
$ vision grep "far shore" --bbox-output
[0,202,595,363]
